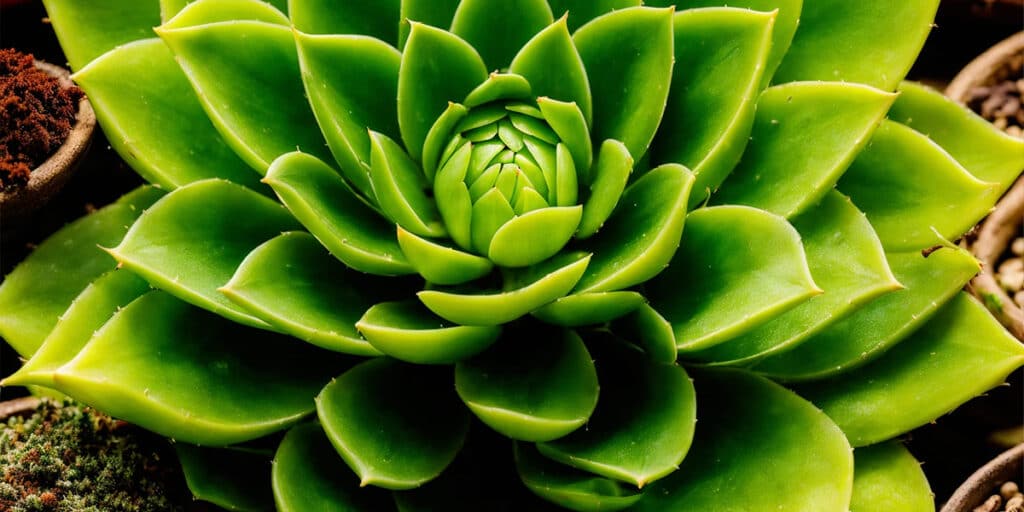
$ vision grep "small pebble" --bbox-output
[997,258,1024,291]
[1008,495,1024,512]
[1002,482,1020,500]
[1015,290,1024,308]
[1012,238,1024,256]
[976,494,1003,512]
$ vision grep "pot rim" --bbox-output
[946,31,1024,103]
[0,396,40,420]
[941,443,1024,512]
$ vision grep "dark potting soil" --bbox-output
[0,48,82,190]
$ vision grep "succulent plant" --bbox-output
[2,0,1024,510]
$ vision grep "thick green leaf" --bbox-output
[422,102,468,180]
[470,189,517,255]
[609,304,677,364]
[574,7,674,159]
[713,82,896,218]
[108,180,300,328]
[273,423,397,512]
[357,300,501,364]
[221,232,382,356]
[369,131,445,237]
[295,31,402,201]
[684,191,900,365]
[176,444,274,512]
[0,187,162,356]
[160,0,189,22]
[752,247,980,381]
[838,120,999,251]
[532,292,645,327]
[160,0,287,28]
[546,0,641,32]
[433,142,475,250]
[489,206,583,267]
[465,73,534,108]
[773,0,939,90]
[317,359,470,490]
[510,16,592,125]
[578,139,633,239]
[851,442,934,512]
[396,227,494,285]
[418,253,591,326]
[889,80,1024,195]
[399,23,488,162]
[73,39,262,191]
[456,326,598,442]
[51,291,346,445]
[650,7,773,201]
[290,0,399,42]
[538,98,593,182]
[538,336,696,488]
[264,152,414,276]
[797,292,1024,446]
[41,0,160,70]
[516,443,643,512]
[157,21,331,172]
[450,0,554,70]
[647,205,820,350]
[398,0,461,48]
[629,369,853,512]
[576,164,693,293]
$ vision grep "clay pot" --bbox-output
[941,443,1024,512]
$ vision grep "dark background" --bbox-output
[1,0,1022,505]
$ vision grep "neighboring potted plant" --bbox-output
[2,1,1024,510]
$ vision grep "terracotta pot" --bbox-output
[941,443,1024,512]
[0,60,96,223]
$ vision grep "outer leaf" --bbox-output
[578,139,633,239]
[752,247,980,381]
[510,16,592,125]
[396,227,494,285]
[539,335,696,488]
[398,0,461,48]
[273,423,397,512]
[357,300,501,364]
[422,102,468,180]
[221,232,382,356]
[516,444,643,512]
[537,98,593,182]
[160,0,288,28]
[646,205,820,350]
[531,292,645,327]
[41,0,160,70]
[295,32,402,201]
[888,80,1024,194]
[456,326,599,442]
[108,180,300,329]
[290,0,399,42]
[713,82,896,218]
[73,39,262,191]
[575,164,693,293]
[157,21,331,172]
[629,369,853,512]
[0,186,162,356]
[546,0,641,32]
[650,7,773,201]
[398,23,488,161]
[838,120,999,251]
[160,0,189,22]
[797,292,1024,446]
[51,291,346,445]
[369,131,445,237]
[450,0,554,71]
[574,7,674,160]
[264,152,414,276]
[850,442,934,512]
[176,444,274,512]
[773,0,939,90]
[609,305,677,364]
[317,359,470,490]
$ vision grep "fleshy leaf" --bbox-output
[398,0,461,48]
[369,131,445,237]
[157,21,331,172]
[160,0,288,29]
[489,206,583,268]
[456,326,598,442]
[50,291,346,445]
[538,98,593,182]
[396,226,494,285]
[609,305,677,364]
[290,0,399,42]
[418,253,591,326]
[546,0,642,32]
[221,232,382,356]
[510,16,592,124]
[647,205,820,351]
[684,191,900,365]
[630,369,853,512]
[422,102,468,180]
[399,22,488,161]
[273,423,397,512]
[888,80,1024,194]
[464,73,533,108]
[752,247,980,381]
[531,292,645,327]
[713,82,896,218]
[433,142,475,250]
[516,443,643,512]
[850,442,934,512]
[176,444,274,512]
[650,7,773,201]
[471,189,517,255]
[108,180,300,329]
[538,335,696,488]
[578,139,633,239]
[264,152,414,276]
[0,186,162,356]
[317,359,470,490]
[573,6,674,159]
[357,300,501,364]
[41,0,160,70]
[838,120,999,251]
[773,0,939,90]
[450,0,554,71]
[73,39,263,191]
[797,292,1024,446]
[575,164,693,293]
[160,0,189,22]
[295,31,402,201]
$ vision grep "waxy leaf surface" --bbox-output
[176,443,275,512]
[850,442,934,512]
[290,0,399,42]
[357,300,500,364]
[450,0,554,71]
[41,0,160,70]
[510,16,592,125]
[516,443,643,512]
[546,0,641,32]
